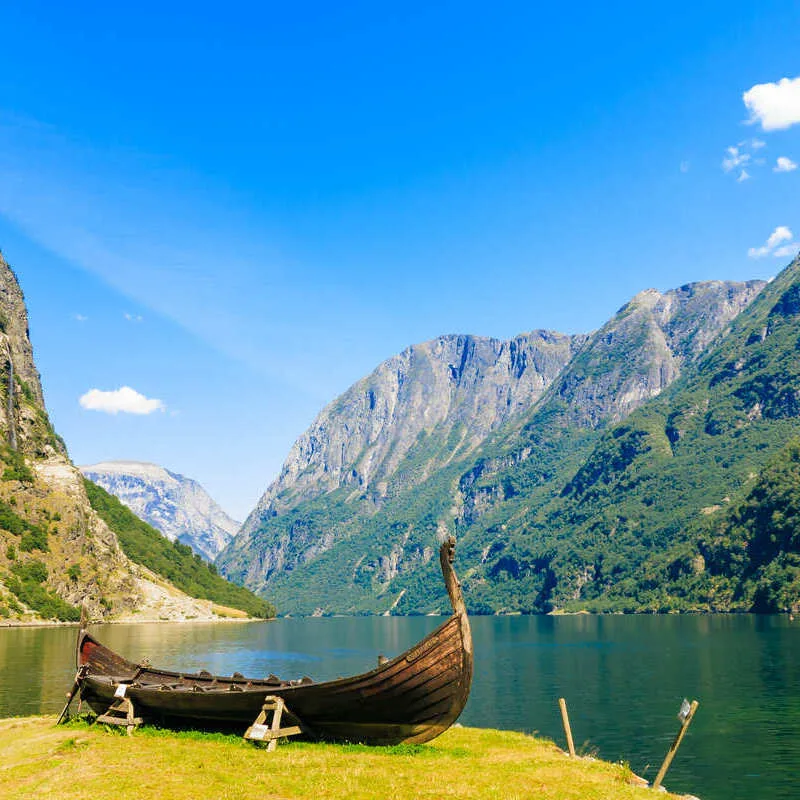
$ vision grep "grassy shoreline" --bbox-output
[0,716,688,799]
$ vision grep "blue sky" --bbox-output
[1,0,798,518]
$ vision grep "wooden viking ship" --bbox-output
[73,537,472,745]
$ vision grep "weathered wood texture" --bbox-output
[56,665,89,725]
[652,700,699,790]
[558,697,575,757]
[77,538,473,746]
[95,694,142,735]
[244,696,303,751]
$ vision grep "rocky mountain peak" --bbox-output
[240,329,583,526]
[0,252,67,459]
[556,279,766,427]
[80,461,240,561]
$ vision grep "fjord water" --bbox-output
[1,615,797,800]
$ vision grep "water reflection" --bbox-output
[0,615,797,800]
[0,626,76,718]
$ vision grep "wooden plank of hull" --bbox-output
[80,625,468,743]
[77,536,473,745]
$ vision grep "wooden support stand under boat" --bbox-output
[244,696,304,750]
[71,536,473,745]
[95,685,143,735]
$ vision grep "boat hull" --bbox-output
[77,538,473,745]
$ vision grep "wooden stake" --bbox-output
[652,700,699,790]
[558,697,576,757]
[56,664,89,725]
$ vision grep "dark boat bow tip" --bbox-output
[439,535,467,617]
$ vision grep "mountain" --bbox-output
[530,254,800,613]
[80,461,239,562]
[217,277,767,614]
[243,330,583,518]
[0,251,273,623]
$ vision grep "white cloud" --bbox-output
[774,156,797,173]
[680,160,690,173]
[722,146,750,172]
[743,76,800,131]
[751,138,766,149]
[774,243,800,258]
[748,226,797,258]
[737,169,751,182]
[767,226,793,247]
[73,313,88,322]
[124,312,144,322]
[79,386,165,415]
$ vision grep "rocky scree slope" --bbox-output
[80,461,239,562]
[0,251,270,623]
[217,279,764,614]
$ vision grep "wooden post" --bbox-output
[653,700,699,790]
[56,664,89,725]
[558,697,576,757]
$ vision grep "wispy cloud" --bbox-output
[750,138,766,150]
[743,76,800,131]
[737,169,751,183]
[679,160,690,173]
[0,114,306,392]
[124,312,144,322]
[73,313,88,322]
[79,386,165,415]
[774,243,800,258]
[774,156,797,173]
[722,146,750,173]
[748,226,798,259]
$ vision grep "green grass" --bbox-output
[0,717,679,800]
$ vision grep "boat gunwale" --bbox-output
[78,610,463,695]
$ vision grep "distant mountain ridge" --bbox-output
[217,277,770,614]
[80,461,239,562]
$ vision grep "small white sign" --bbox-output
[248,723,268,741]
[114,684,128,699]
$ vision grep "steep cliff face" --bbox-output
[0,251,264,623]
[218,278,766,614]
[241,330,582,525]
[0,262,67,459]
[551,280,766,428]
[80,462,239,561]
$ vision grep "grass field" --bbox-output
[0,716,685,799]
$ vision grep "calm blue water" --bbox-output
[1,614,797,800]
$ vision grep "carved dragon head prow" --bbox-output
[439,536,467,620]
